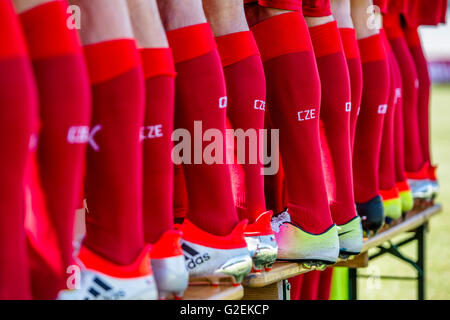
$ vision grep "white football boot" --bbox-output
[180,219,252,286]
[337,216,364,259]
[58,245,158,300]
[271,210,339,270]
[151,230,189,300]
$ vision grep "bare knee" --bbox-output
[330,0,354,28]
[126,0,168,48]
[69,0,134,45]
[157,0,206,31]
[202,0,248,37]
[350,0,380,39]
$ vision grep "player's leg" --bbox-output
[378,29,403,222]
[126,0,188,300]
[247,2,339,267]
[158,0,252,285]
[58,0,157,300]
[331,0,362,151]
[351,0,390,235]
[306,0,363,259]
[15,0,91,299]
[204,0,277,273]
[383,13,432,202]
[403,26,438,198]
[0,0,37,299]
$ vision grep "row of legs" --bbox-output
[0,0,435,299]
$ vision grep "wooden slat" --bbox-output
[242,282,280,300]
[334,252,369,268]
[183,285,244,300]
[243,262,310,288]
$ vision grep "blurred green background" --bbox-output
[355,84,450,299]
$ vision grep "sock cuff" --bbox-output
[251,12,312,63]
[309,21,343,58]
[139,48,176,79]
[167,23,216,64]
[19,0,81,60]
[83,39,141,85]
[0,1,28,59]
[379,28,392,53]
[403,27,421,48]
[339,28,360,60]
[383,13,404,39]
[358,34,387,63]
[215,31,260,67]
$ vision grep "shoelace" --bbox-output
[270,211,291,233]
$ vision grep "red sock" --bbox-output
[384,14,424,174]
[339,28,363,152]
[140,48,176,244]
[289,274,304,300]
[244,0,302,11]
[390,55,407,184]
[0,0,36,299]
[309,21,357,226]
[317,267,334,300]
[216,31,267,223]
[353,34,390,204]
[263,113,286,214]
[167,24,239,236]
[404,27,432,165]
[83,39,145,265]
[173,164,188,220]
[378,30,397,193]
[20,0,91,294]
[300,270,321,300]
[251,12,333,234]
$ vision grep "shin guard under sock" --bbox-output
[251,12,333,234]
[19,0,91,293]
[140,48,176,244]
[339,28,363,152]
[83,39,145,265]
[404,27,432,165]
[167,24,239,236]
[353,34,390,204]
[216,31,267,223]
[0,0,36,299]
[384,14,424,174]
[309,21,357,226]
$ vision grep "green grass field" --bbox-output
[356,84,450,300]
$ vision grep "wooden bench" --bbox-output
[75,203,441,300]
[183,284,244,300]
[241,203,442,300]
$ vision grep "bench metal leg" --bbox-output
[417,224,426,300]
[362,223,428,300]
[348,268,357,300]
[278,279,291,300]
